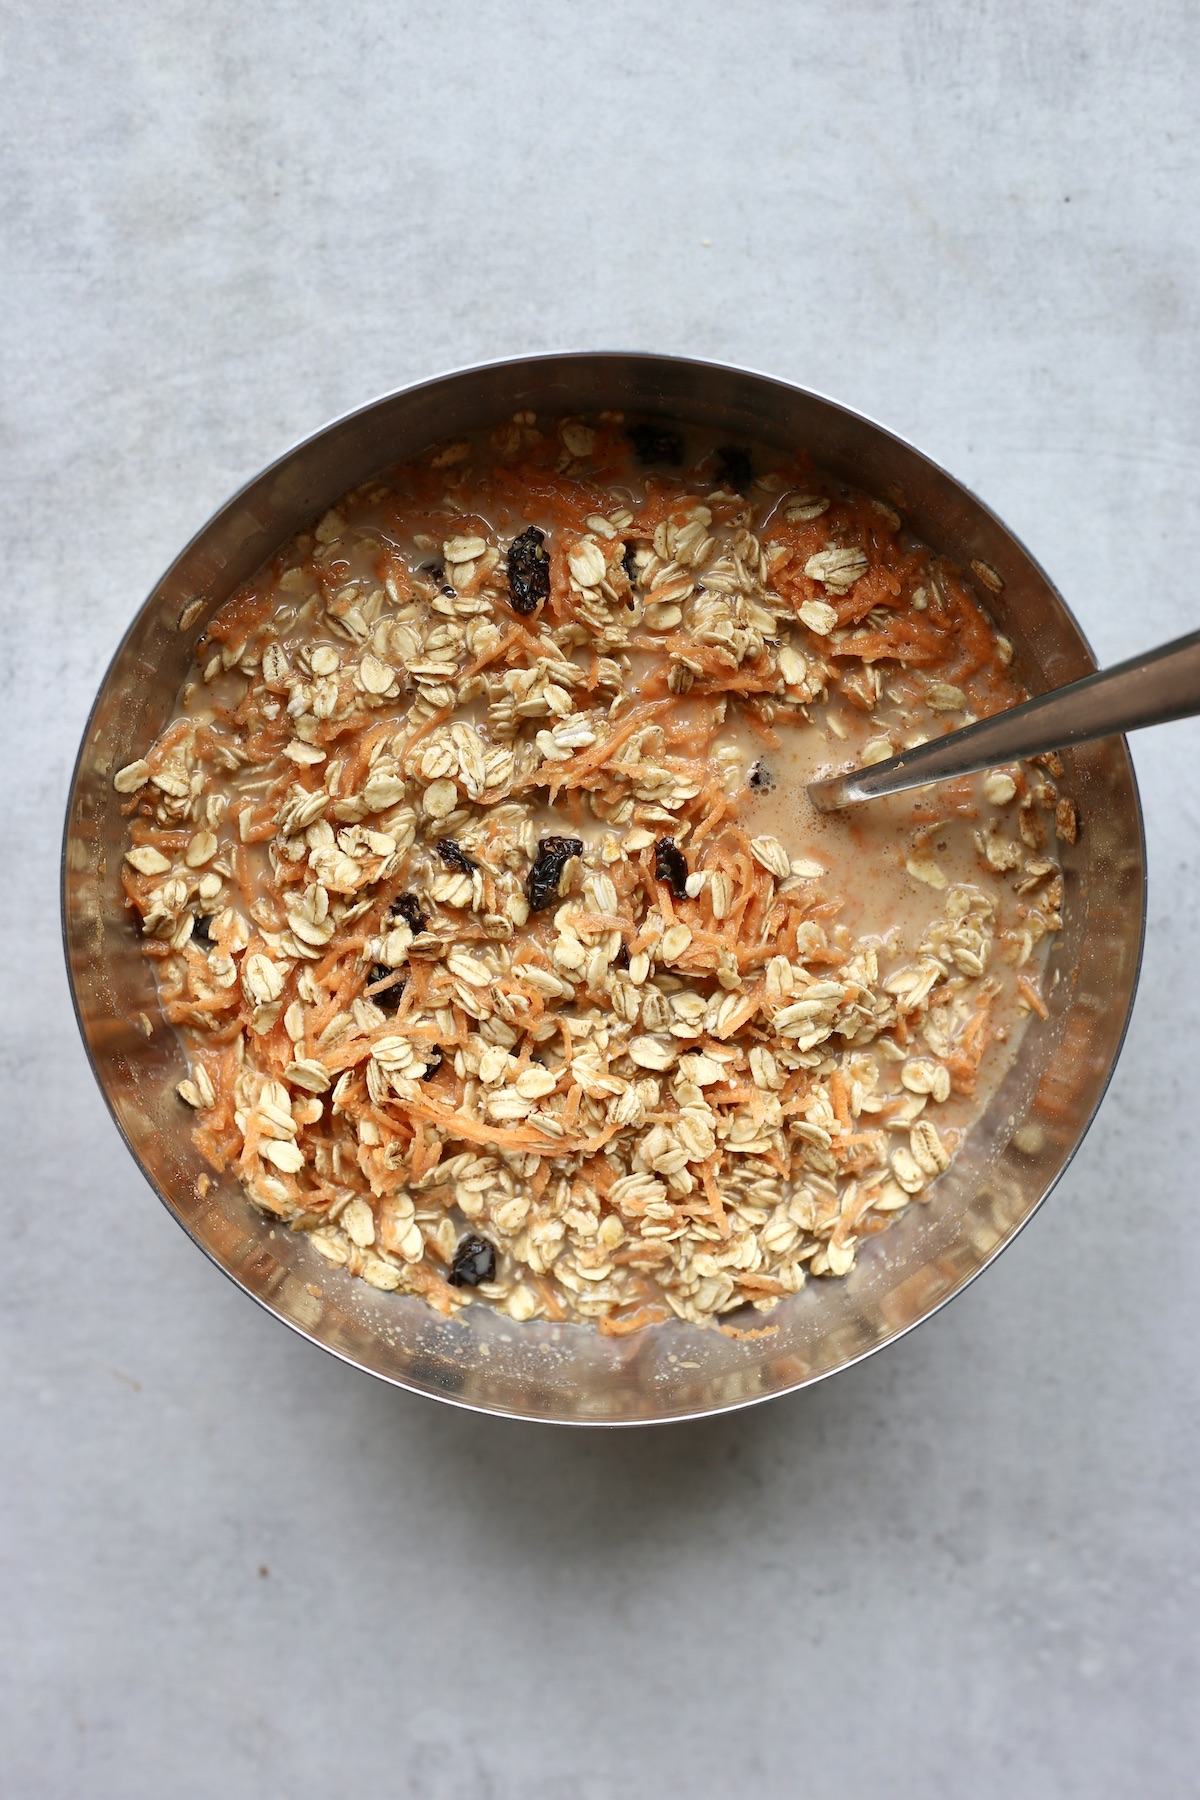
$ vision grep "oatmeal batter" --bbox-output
[114,414,1069,1331]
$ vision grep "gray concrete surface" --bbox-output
[4,3,1199,1795]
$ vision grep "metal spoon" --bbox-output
[806,627,1200,812]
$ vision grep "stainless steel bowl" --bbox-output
[62,353,1146,1425]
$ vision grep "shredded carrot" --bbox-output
[533,1276,567,1322]
[461,620,545,679]
[527,699,674,795]
[394,1095,566,1152]
[597,1304,669,1337]
[700,1159,730,1239]
[735,1272,788,1295]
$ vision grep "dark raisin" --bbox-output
[436,838,478,874]
[390,891,428,935]
[369,966,406,1011]
[654,837,689,901]
[614,940,630,971]
[622,541,640,585]
[526,835,584,912]
[448,1233,497,1287]
[420,1045,444,1082]
[191,913,213,944]
[506,525,551,616]
[714,444,753,489]
[627,422,683,466]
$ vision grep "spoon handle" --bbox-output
[807,626,1200,812]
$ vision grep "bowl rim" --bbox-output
[61,349,1148,1425]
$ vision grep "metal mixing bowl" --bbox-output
[62,353,1145,1425]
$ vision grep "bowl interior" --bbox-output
[63,354,1145,1423]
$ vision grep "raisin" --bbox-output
[714,443,753,488]
[436,838,478,874]
[191,913,214,944]
[506,525,550,616]
[627,422,683,466]
[622,541,640,585]
[749,760,774,791]
[390,891,428,935]
[448,1233,497,1287]
[614,939,630,971]
[526,835,583,912]
[369,966,406,1011]
[654,837,689,901]
[420,1045,444,1082]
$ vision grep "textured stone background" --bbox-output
[3,3,1198,1795]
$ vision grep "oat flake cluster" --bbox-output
[116,414,1067,1334]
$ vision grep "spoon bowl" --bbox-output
[809,627,1200,812]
